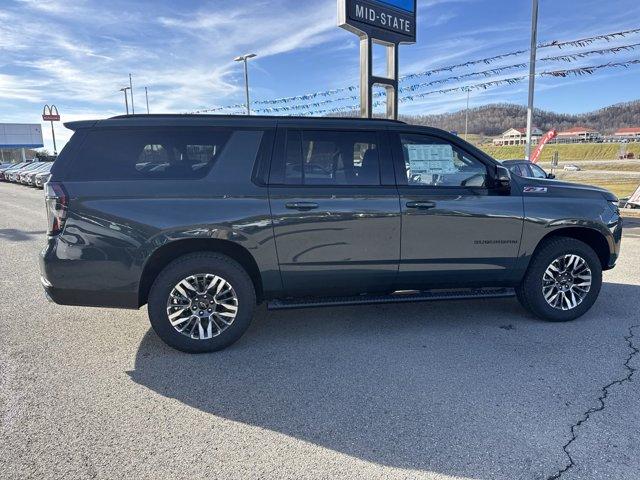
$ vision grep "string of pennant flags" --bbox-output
[539,42,640,62]
[538,27,640,49]
[251,63,529,114]
[252,55,640,114]
[189,28,640,115]
[296,58,640,117]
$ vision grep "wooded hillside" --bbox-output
[401,100,640,136]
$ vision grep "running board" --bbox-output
[268,288,515,310]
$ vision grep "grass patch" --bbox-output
[554,172,640,197]
[479,143,640,161]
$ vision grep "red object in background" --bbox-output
[530,130,558,164]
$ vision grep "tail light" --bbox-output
[45,182,68,236]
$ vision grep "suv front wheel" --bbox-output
[148,253,256,353]
[516,237,602,322]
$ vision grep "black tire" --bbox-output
[148,252,256,353]
[515,237,602,322]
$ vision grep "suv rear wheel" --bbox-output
[516,237,602,322]
[148,253,256,353]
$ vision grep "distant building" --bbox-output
[0,123,44,162]
[554,127,601,144]
[493,127,543,146]
[613,127,640,142]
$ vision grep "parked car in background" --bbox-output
[564,164,581,171]
[33,163,54,188]
[35,172,50,189]
[22,162,53,186]
[8,162,42,182]
[502,159,556,179]
[40,114,622,353]
[1,162,32,181]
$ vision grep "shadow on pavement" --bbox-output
[0,228,46,242]
[128,282,639,479]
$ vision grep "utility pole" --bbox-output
[129,74,135,115]
[234,53,257,115]
[145,87,150,114]
[464,87,470,141]
[525,0,539,160]
[120,87,130,115]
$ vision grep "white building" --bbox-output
[614,127,640,142]
[0,123,44,162]
[493,127,543,146]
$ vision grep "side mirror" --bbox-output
[546,173,556,179]
[494,165,511,192]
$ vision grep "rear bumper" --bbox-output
[41,278,138,309]
[39,239,139,309]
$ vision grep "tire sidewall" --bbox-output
[523,239,603,322]
[148,254,256,353]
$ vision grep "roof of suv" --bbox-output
[64,114,407,131]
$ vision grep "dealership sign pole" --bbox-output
[42,104,60,155]
[338,0,417,120]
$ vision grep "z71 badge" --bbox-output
[523,186,548,193]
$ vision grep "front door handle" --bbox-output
[406,201,436,210]
[285,202,319,211]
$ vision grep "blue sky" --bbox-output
[1,0,640,150]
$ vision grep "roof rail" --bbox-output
[107,113,406,124]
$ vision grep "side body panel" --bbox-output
[514,176,622,273]
[41,127,282,308]
[389,128,525,288]
[268,126,402,296]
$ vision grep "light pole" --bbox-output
[525,0,539,160]
[464,87,470,141]
[145,87,150,114]
[120,87,130,115]
[234,53,257,115]
[129,73,135,115]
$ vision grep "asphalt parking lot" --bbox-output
[1,182,639,480]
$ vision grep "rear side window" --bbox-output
[68,127,233,181]
[509,164,529,177]
[276,130,380,186]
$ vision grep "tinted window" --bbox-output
[281,130,380,186]
[529,164,548,179]
[509,164,529,177]
[69,128,233,180]
[400,134,487,188]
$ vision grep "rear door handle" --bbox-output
[285,202,319,211]
[406,201,436,210]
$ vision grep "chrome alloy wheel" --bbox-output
[166,274,239,340]
[542,254,592,311]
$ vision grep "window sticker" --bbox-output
[406,144,457,175]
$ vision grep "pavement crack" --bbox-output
[547,324,640,480]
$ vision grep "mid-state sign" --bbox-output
[339,0,416,44]
[338,0,417,120]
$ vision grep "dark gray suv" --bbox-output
[40,115,622,353]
